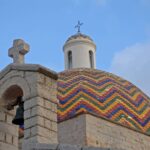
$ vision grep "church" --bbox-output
[0,24,150,150]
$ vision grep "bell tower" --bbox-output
[0,39,58,150]
[63,21,96,70]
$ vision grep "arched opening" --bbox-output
[2,85,24,138]
[2,85,23,103]
[68,51,72,69]
[89,50,94,68]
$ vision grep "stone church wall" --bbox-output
[58,114,86,146]
[58,114,150,150]
[26,143,124,150]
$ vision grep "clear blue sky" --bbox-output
[0,0,150,96]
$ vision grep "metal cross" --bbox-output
[8,39,30,64]
[75,21,83,33]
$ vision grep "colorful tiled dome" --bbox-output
[57,68,150,135]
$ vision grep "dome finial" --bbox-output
[75,20,83,33]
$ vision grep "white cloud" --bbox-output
[110,42,150,97]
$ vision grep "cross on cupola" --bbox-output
[75,21,83,33]
[8,39,30,64]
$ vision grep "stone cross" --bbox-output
[8,39,30,64]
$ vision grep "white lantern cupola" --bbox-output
[63,22,96,70]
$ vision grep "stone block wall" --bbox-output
[23,71,58,149]
[0,110,18,150]
[23,96,57,144]
[58,114,150,150]
[86,114,150,150]
[58,114,86,146]
[28,143,124,150]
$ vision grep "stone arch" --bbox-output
[0,76,31,107]
[2,85,23,107]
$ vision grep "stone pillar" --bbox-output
[23,71,58,150]
[0,109,18,150]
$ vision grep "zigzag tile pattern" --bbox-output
[57,69,150,135]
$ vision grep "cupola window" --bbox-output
[68,51,72,69]
[89,50,94,68]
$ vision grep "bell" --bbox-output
[12,101,24,125]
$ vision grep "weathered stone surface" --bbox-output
[33,143,58,150]
[0,142,18,150]
[0,111,6,121]
[6,133,13,144]
[0,121,19,149]
[30,143,125,150]
[22,69,58,149]
[6,114,13,124]
[58,114,150,150]
[0,132,5,141]
[12,136,18,147]
[8,39,30,64]
[0,64,57,80]
[31,126,51,138]
[24,97,44,110]
[23,135,53,148]
[83,147,125,150]
[24,109,31,119]
[0,122,18,136]
[58,144,81,150]
[58,114,86,146]
[85,114,150,150]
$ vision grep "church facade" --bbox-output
[0,31,150,150]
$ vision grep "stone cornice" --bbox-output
[0,64,58,80]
